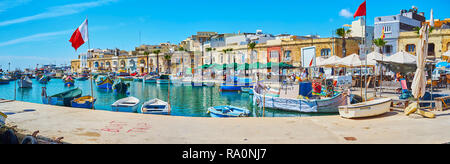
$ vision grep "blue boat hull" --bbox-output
[220,84,250,91]
[71,101,95,109]
[65,82,74,86]
[97,83,113,90]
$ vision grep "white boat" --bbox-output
[139,98,169,115]
[111,97,140,112]
[203,80,215,87]
[18,76,32,88]
[338,98,392,118]
[181,77,193,86]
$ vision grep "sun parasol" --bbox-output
[411,25,429,99]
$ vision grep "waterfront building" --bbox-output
[398,25,450,59]
[374,6,426,56]
[349,17,375,57]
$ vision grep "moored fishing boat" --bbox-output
[207,105,250,117]
[111,96,140,112]
[42,87,82,106]
[18,76,32,88]
[96,75,113,90]
[139,98,169,115]
[144,75,157,83]
[76,73,89,81]
[71,96,96,109]
[112,79,129,94]
[63,75,75,87]
[338,98,392,118]
[156,75,170,84]
[203,80,215,87]
[0,76,10,84]
[38,75,50,84]
[253,83,348,113]
[220,83,251,91]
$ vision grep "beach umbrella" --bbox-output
[365,51,385,66]
[249,62,264,69]
[226,63,238,70]
[315,56,327,66]
[336,54,361,67]
[320,55,342,67]
[412,25,430,99]
[237,63,250,70]
[436,62,448,68]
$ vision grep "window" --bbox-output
[406,44,416,53]
[428,43,435,56]
[270,50,279,58]
[284,50,291,61]
[383,26,392,33]
[384,45,393,54]
[321,49,331,57]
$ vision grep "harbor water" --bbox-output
[0,78,336,117]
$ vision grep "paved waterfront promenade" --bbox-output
[1,100,450,144]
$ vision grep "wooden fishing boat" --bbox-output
[71,96,96,109]
[64,75,75,87]
[139,98,169,115]
[220,83,252,91]
[253,86,348,113]
[42,87,82,107]
[38,75,50,84]
[338,98,392,118]
[207,105,250,117]
[156,75,170,84]
[96,76,113,89]
[18,76,32,88]
[111,97,140,112]
[0,76,10,84]
[144,75,157,83]
[112,79,129,94]
[203,80,215,87]
[76,74,89,81]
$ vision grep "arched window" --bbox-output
[321,49,331,57]
[406,44,416,53]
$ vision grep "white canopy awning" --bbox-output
[336,54,362,67]
[384,51,416,64]
[318,55,342,67]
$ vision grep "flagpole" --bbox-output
[87,16,95,110]
[364,8,368,101]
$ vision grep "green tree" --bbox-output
[153,50,161,74]
[373,38,387,54]
[336,28,352,57]
[143,51,150,73]
[164,54,172,74]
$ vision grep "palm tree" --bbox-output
[247,42,256,76]
[164,54,172,74]
[143,51,150,73]
[206,47,213,65]
[336,28,352,57]
[153,50,161,75]
[373,38,387,54]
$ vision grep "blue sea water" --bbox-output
[0,78,335,117]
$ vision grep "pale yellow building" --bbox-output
[398,28,450,58]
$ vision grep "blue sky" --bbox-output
[0,0,449,70]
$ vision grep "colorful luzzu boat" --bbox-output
[64,75,75,87]
[96,76,114,90]
[71,96,96,109]
[42,87,82,107]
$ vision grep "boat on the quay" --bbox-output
[111,96,140,112]
[71,96,96,109]
[96,75,113,90]
[338,98,392,118]
[207,105,250,117]
[63,75,75,87]
[18,76,32,88]
[42,87,82,107]
[253,82,348,113]
[139,98,169,115]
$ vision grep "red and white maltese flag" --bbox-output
[69,19,88,51]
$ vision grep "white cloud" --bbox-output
[339,9,353,18]
[0,0,118,26]
[0,0,31,13]
[0,30,73,47]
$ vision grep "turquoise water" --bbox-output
[0,78,335,117]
